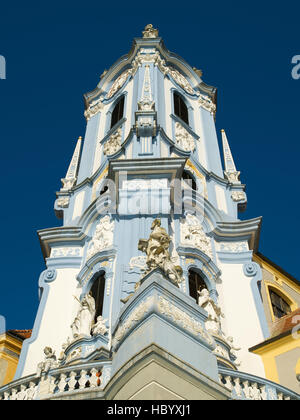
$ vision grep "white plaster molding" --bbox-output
[112,296,154,347]
[103,127,122,156]
[231,191,246,202]
[175,122,195,152]
[56,196,70,208]
[106,69,132,100]
[198,94,216,115]
[86,216,115,261]
[158,297,214,346]
[180,213,213,259]
[50,247,82,258]
[219,242,248,253]
[169,67,195,95]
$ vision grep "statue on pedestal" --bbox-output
[36,347,57,377]
[71,292,96,339]
[198,289,224,335]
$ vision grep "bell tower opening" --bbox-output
[188,269,207,301]
[90,273,106,322]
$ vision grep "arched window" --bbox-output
[110,96,125,129]
[188,270,207,301]
[174,92,189,125]
[182,170,197,191]
[100,184,109,195]
[90,273,106,322]
[269,289,291,319]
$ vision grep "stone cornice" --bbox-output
[37,227,86,259]
[83,37,217,111]
[213,217,262,252]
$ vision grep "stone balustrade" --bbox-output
[1,363,299,400]
[0,362,107,400]
[219,368,300,400]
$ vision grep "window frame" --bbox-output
[110,95,125,130]
[90,272,106,323]
[269,288,292,320]
[173,91,189,126]
[188,269,207,302]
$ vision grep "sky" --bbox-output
[0,0,299,330]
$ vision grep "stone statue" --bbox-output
[227,336,241,362]
[71,292,96,339]
[138,219,183,286]
[181,213,213,259]
[36,347,57,377]
[198,289,224,335]
[142,24,159,39]
[58,337,71,363]
[86,215,114,260]
[92,316,108,336]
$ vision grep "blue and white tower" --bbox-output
[8,24,297,401]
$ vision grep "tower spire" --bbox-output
[221,129,240,184]
[61,136,83,191]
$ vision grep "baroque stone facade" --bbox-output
[2,25,299,401]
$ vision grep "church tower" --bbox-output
[2,25,299,400]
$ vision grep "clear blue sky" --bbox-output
[0,1,299,330]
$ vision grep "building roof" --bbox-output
[255,252,299,287]
[250,308,300,351]
[269,308,300,339]
[6,329,32,341]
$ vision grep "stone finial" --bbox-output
[221,129,240,184]
[142,24,159,39]
[193,67,203,78]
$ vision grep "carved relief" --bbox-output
[180,214,213,259]
[169,67,195,95]
[65,347,82,363]
[158,297,213,346]
[219,242,248,253]
[86,216,114,261]
[131,50,168,76]
[56,196,70,208]
[91,316,108,336]
[123,178,168,190]
[51,247,82,258]
[84,97,104,121]
[112,296,154,347]
[138,219,184,286]
[231,191,246,202]
[175,122,195,151]
[103,128,122,156]
[61,178,76,191]
[106,70,131,100]
[129,256,147,270]
[198,94,216,116]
